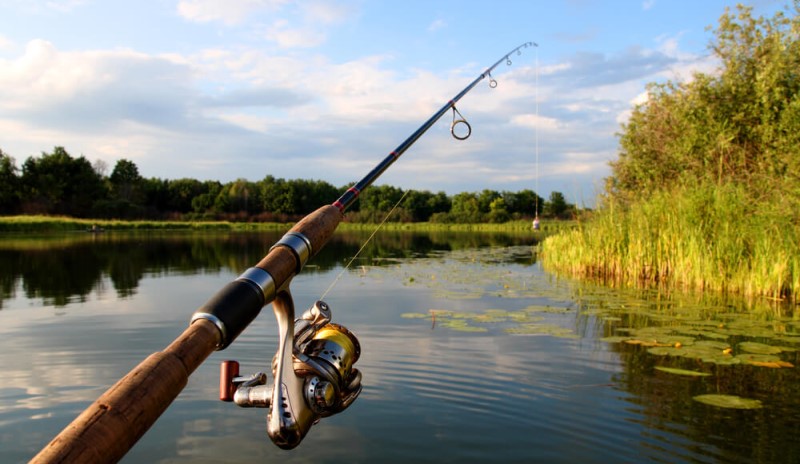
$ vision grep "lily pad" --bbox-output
[442,322,488,333]
[401,312,430,319]
[647,346,678,356]
[736,353,782,363]
[738,342,783,355]
[655,367,712,377]
[693,394,763,409]
[505,323,577,338]
[646,340,740,365]
[524,304,572,314]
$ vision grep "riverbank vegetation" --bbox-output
[541,4,800,304]
[0,148,577,226]
[0,214,574,234]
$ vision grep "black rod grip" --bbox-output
[193,280,265,349]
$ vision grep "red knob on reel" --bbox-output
[219,360,240,402]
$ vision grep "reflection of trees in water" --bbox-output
[0,231,536,308]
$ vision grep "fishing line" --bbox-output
[535,45,540,220]
[319,189,410,301]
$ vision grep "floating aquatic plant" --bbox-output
[654,367,712,377]
[737,341,792,355]
[399,303,578,335]
[504,323,578,338]
[386,244,798,370]
[693,394,763,409]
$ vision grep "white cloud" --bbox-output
[0,34,12,51]
[213,112,272,132]
[299,0,351,24]
[257,1,352,49]
[0,4,723,204]
[428,19,447,32]
[511,113,561,132]
[0,40,193,124]
[262,19,328,48]
[177,0,287,25]
[178,0,351,49]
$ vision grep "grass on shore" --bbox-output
[0,215,283,232]
[0,215,572,234]
[540,183,799,304]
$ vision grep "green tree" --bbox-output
[476,189,501,215]
[20,147,106,217]
[487,197,510,223]
[450,192,482,223]
[221,178,257,213]
[427,191,451,217]
[545,191,569,218]
[503,189,543,217]
[0,149,20,213]
[109,159,144,202]
[401,190,449,222]
[290,179,339,215]
[166,178,204,213]
[610,3,800,203]
[359,184,405,213]
[142,178,170,217]
[97,158,147,218]
[192,181,223,214]
[260,176,294,215]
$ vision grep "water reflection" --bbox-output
[1,232,798,463]
[0,230,534,309]
[570,284,800,464]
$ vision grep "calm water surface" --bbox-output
[1,231,798,463]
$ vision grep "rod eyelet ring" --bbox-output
[450,119,471,141]
[489,79,498,88]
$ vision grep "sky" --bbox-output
[0,0,787,206]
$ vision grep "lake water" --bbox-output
[1,230,799,463]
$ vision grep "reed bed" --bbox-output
[540,183,799,304]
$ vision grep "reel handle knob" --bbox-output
[220,360,240,402]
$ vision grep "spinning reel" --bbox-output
[219,294,362,449]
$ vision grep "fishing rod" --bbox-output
[31,41,536,463]
[334,41,536,212]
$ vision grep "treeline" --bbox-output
[0,146,576,223]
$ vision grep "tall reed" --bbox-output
[540,183,798,304]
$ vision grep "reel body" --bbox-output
[220,298,362,449]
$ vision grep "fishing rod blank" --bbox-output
[333,41,536,212]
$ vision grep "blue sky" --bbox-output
[0,0,786,205]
